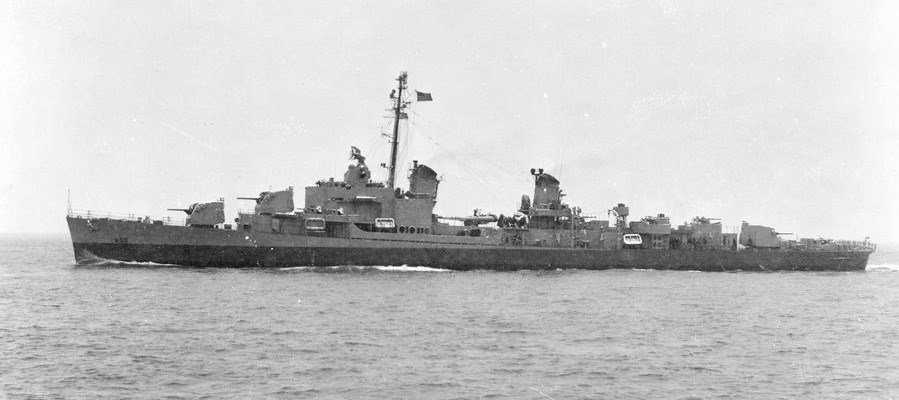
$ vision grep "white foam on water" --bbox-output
[279,265,450,273]
[77,258,182,268]
[866,263,899,272]
[279,266,314,271]
[76,250,184,267]
[131,261,182,267]
[373,265,451,272]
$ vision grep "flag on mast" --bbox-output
[416,91,433,101]
[350,146,366,163]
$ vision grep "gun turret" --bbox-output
[168,203,199,215]
[239,188,294,214]
[168,201,224,227]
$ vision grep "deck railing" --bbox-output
[820,239,877,251]
[68,209,187,226]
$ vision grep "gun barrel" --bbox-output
[236,197,260,200]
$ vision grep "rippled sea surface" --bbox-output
[2,234,898,399]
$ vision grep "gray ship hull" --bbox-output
[67,217,871,271]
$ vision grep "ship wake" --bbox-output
[866,263,899,272]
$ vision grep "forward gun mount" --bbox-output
[167,200,224,228]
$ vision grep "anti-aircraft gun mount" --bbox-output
[439,209,499,227]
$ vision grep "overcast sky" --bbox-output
[2,1,898,243]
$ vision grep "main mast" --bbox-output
[387,71,408,189]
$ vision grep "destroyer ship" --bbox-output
[66,73,875,271]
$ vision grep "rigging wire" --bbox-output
[377,89,516,212]
[394,91,414,185]
[408,109,533,186]
[407,117,508,205]
[406,110,610,218]
[554,147,567,182]
[398,119,411,183]
[407,111,534,205]
[371,89,608,218]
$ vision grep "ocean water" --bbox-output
[1,234,898,399]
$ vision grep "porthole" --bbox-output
[399,226,406,233]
